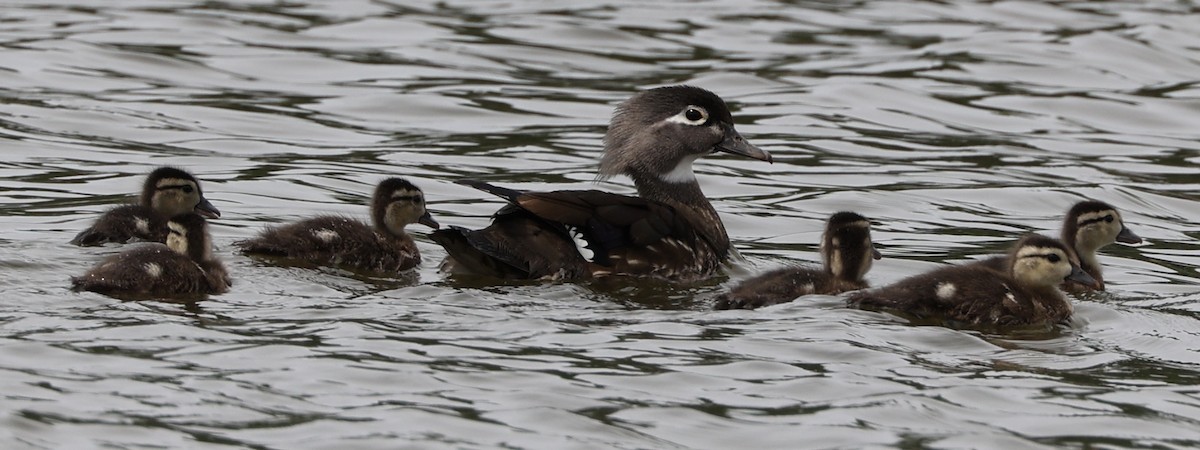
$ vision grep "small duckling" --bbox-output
[71,213,230,298]
[714,212,881,310]
[236,178,439,274]
[977,200,1141,291]
[1061,200,1141,291]
[847,234,1099,328]
[71,167,220,246]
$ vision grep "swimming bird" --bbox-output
[847,234,1099,328]
[70,167,220,246]
[431,85,772,281]
[715,212,881,310]
[71,213,230,298]
[1059,200,1141,291]
[975,200,1141,292]
[236,178,439,274]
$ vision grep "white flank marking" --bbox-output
[571,229,593,260]
[800,283,815,294]
[144,263,162,278]
[135,217,151,234]
[936,282,956,301]
[1002,291,1019,311]
[313,229,338,242]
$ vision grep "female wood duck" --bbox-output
[847,234,1099,328]
[976,200,1141,292]
[72,213,230,298]
[714,212,881,310]
[236,178,439,274]
[71,167,220,246]
[432,85,772,282]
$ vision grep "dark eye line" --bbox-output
[1020,253,1063,261]
[157,184,194,192]
[392,195,421,203]
[1077,214,1115,227]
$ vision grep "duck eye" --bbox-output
[670,106,709,125]
[1047,254,1061,263]
[183,185,194,194]
[1104,215,1114,223]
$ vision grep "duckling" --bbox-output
[1060,200,1141,291]
[976,200,1141,291]
[714,212,882,310]
[71,167,220,246]
[235,178,439,274]
[71,213,230,298]
[847,234,1099,328]
[432,85,772,281]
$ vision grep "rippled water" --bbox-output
[2,0,1199,448]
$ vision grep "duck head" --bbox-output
[599,85,771,186]
[374,177,439,237]
[143,167,220,219]
[822,211,882,282]
[1010,234,1100,290]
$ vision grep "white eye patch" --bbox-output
[665,105,709,126]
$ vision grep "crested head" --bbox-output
[821,211,879,282]
[142,166,220,219]
[372,178,438,236]
[166,213,212,262]
[598,85,769,185]
[1008,234,1095,289]
[1061,199,1141,257]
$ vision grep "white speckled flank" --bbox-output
[936,282,956,300]
[800,283,815,294]
[135,217,150,234]
[313,229,338,242]
[1002,291,1019,311]
[143,262,162,278]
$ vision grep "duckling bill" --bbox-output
[433,85,771,282]
[715,212,881,310]
[235,178,438,274]
[71,167,220,246]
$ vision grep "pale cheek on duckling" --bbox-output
[134,217,151,234]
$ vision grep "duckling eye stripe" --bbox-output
[156,184,192,191]
[1078,214,1115,227]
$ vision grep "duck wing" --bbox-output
[458,180,717,280]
